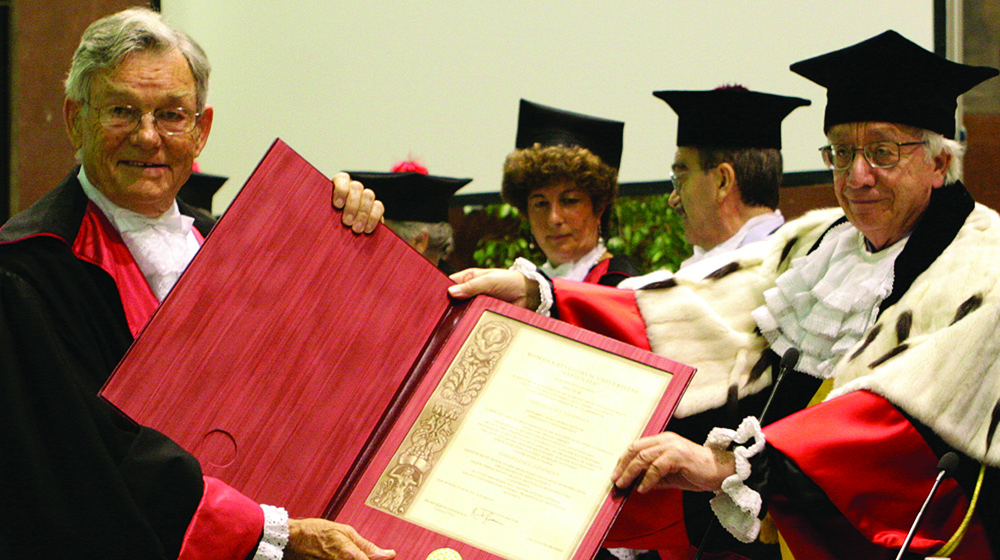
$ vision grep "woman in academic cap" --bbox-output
[502,99,638,286]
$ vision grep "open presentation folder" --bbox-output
[101,139,695,560]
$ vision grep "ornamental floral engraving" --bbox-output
[441,322,513,406]
[368,319,513,515]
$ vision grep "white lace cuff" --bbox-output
[253,504,289,560]
[511,257,553,316]
[705,416,765,543]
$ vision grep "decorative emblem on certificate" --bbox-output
[426,548,463,560]
[100,141,695,560]
[369,319,514,514]
[365,311,674,560]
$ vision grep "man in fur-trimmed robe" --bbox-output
[449,30,1000,559]
[655,86,809,276]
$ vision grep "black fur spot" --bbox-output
[779,237,799,266]
[639,278,677,291]
[849,324,883,361]
[895,311,913,343]
[748,352,772,383]
[705,262,741,280]
[951,294,984,325]
[869,344,909,368]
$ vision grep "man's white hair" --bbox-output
[922,129,965,185]
[385,219,454,258]
[65,7,210,111]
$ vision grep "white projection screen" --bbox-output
[161,1,937,211]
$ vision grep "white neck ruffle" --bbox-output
[751,222,907,378]
[78,169,200,301]
[539,241,607,282]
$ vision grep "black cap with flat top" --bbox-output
[178,171,227,213]
[653,86,811,150]
[346,172,471,223]
[515,99,625,169]
[790,30,999,138]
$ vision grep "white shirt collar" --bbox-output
[78,168,192,235]
[78,168,199,301]
[539,241,607,282]
[682,210,784,269]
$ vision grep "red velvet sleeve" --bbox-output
[177,476,265,560]
[603,488,689,554]
[555,280,699,558]
[764,390,991,560]
[583,259,611,284]
[552,278,650,351]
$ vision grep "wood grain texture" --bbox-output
[101,139,695,560]
[102,139,454,516]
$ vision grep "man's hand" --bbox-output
[285,518,395,560]
[332,172,383,234]
[448,268,540,310]
[612,432,735,494]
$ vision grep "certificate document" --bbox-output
[102,140,694,560]
[366,312,672,560]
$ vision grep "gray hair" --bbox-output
[385,219,454,259]
[922,129,965,186]
[65,7,210,111]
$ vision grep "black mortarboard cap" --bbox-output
[790,30,999,138]
[515,99,624,169]
[652,86,810,149]
[178,171,228,213]
[347,172,471,223]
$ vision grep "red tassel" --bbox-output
[391,159,428,174]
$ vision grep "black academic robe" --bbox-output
[0,171,260,560]
[585,253,640,286]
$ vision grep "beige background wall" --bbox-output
[160,1,934,212]
[9,0,145,215]
[8,2,1000,219]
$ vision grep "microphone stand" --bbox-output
[692,348,800,560]
[894,452,959,560]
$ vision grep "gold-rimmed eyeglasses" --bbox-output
[819,140,927,171]
[88,104,201,136]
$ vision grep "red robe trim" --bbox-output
[764,390,992,559]
[553,280,752,558]
[604,489,689,559]
[606,488,757,560]
[584,258,611,284]
[552,278,650,351]
[178,476,265,560]
[71,202,160,337]
[70,201,206,337]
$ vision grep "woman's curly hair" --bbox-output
[501,143,619,237]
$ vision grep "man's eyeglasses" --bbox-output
[819,141,927,171]
[88,104,201,136]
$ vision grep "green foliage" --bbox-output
[467,193,691,274]
[468,205,546,269]
[608,193,691,273]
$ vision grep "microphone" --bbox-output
[693,348,800,560]
[759,347,800,425]
[894,452,960,560]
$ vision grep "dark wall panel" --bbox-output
[8,1,146,218]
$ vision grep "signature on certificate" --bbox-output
[471,507,505,526]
